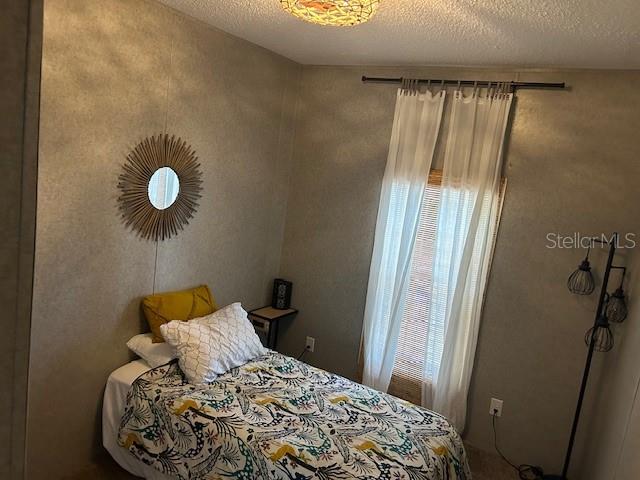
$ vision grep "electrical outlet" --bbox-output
[305,336,315,353]
[490,398,503,417]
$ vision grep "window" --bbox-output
[387,170,505,405]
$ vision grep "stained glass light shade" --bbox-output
[280,0,380,26]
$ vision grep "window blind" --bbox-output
[388,170,505,405]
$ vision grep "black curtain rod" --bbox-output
[361,76,566,90]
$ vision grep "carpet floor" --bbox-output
[466,444,520,480]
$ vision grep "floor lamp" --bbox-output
[545,233,628,479]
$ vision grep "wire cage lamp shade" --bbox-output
[606,287,628,323]
[567,253,595,295]
[279,0,380,26]
[584,319,614,352]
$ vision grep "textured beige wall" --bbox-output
[0,0,41,478]
[277,65,640,473]
[29,0,299,478]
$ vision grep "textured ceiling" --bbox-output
[158,0,640,68]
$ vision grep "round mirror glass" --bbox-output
[148,167,180,210]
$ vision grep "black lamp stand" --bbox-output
[547,234,626,479]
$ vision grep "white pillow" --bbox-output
[126,333,176,368]
[160,302,266,384]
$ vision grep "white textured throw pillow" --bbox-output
[160,302,266,384]
[126,333,176,368]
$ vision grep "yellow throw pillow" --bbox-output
[142,285,217,343]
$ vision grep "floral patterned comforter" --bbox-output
[119,351,470,479]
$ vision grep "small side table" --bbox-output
[248,306,297,350]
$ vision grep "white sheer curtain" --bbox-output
[362,88,446,392]
[423,89,513,430]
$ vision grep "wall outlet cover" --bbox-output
[305,336,315,352]
[490,398,504,417]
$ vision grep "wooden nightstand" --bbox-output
[248,306,297,350]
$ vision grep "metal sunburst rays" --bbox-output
[117,134,203,241]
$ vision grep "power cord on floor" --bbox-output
[492,412,545,480]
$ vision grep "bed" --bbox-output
[105,351,470,479]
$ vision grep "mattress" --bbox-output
[103,360,174,480]
[118,351,470,479]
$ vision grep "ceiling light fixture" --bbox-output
[279,0,380,27]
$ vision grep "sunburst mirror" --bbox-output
[117,134,203,241]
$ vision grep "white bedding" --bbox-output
[103,360,174,479]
